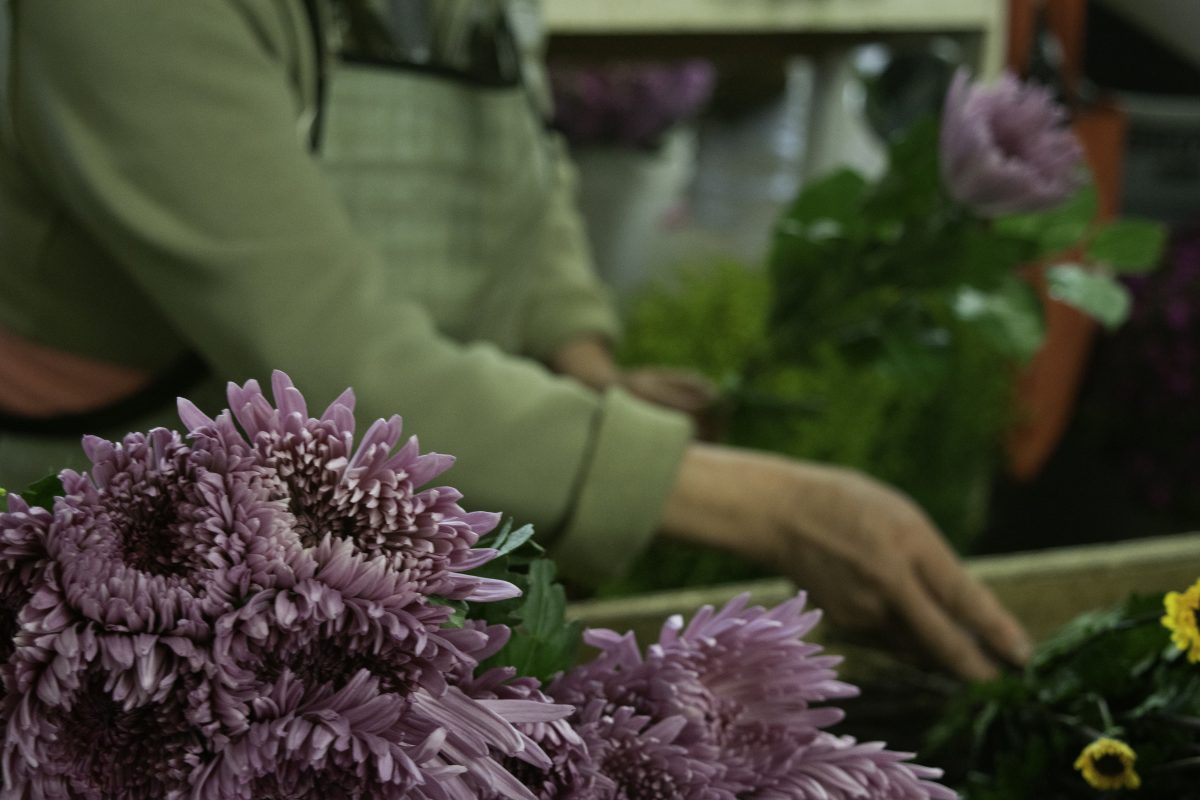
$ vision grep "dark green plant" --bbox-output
[927,587,1200,798]
[461,521,583,682]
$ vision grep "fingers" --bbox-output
[916,544,1032,668]
[890,569,1002,682]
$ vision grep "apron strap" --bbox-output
[301,0,328,151]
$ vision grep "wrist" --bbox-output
[658,443,791,564]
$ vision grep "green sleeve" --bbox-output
[8,0,690,583]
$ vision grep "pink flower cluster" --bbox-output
[0,372,564,799]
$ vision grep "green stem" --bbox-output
[1052,712,1104,742]
[1094,695,1116,735]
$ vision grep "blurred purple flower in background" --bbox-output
[549,60,717,149]
[940,68,1083,217]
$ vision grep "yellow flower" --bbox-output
[1074,738,1141,791]
[1162,578,1200,663]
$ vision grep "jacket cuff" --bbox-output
[523,293,622,364]
[550,387,692,586]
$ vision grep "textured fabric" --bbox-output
[0,0,691,583]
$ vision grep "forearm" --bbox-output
[658,443,792,564]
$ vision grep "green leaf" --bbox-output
[430,599,468,629]
[874,117,944,220]
[779,169,869,229]
[16,474,63,511]
[951,281,1045,361]
[1086,219,1167,274]
[478,519,542,559]
[993,184,1098,256]
[1045,264,1132,330]
[494,523,537,557]
[474,553,583,682]
[515,560,566,637]
[1032,605,1128,669]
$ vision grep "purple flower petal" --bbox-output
[940,68,1083,217]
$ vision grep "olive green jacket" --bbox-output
[0,0,691,583]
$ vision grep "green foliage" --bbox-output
[612,111,1168,592]
[1046,264,1132,330]
[1087,218,1169,274]
[928,592,1200,798]
[8,475,62,510]
[994,185,1098,258]
[619,259,770,382]
[466,521,583,682]
[952,282,1046,362]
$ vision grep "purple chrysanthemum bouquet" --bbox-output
[761,67,1165,549]
[0,372,570,799]
[0,372,955,798]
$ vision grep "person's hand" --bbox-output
[619,367,718,417]
[660,444,1031,681]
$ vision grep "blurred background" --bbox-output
[540,0,1200,594]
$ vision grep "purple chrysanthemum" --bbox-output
[48,427,311,639]
[0,496,52,672]
[0,372,954,799]
[180,372,513,604]
[4,620,212,800]
[0,373,571,799]
[193,669,428,799]
[196,666,568,800]
[210,534,472,729]
[454,623,608,799]
[572,701,727,800]
[175,375,565,799]
[2,422,309,797]
[550,594,952,799]
[940,68,1083,217]
[755,733,958,800]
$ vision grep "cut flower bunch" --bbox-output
[617,69,1167,579]
[760,68,1166,548]
[0,372,950,799]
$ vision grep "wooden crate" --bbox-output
[567,533,1200,654]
